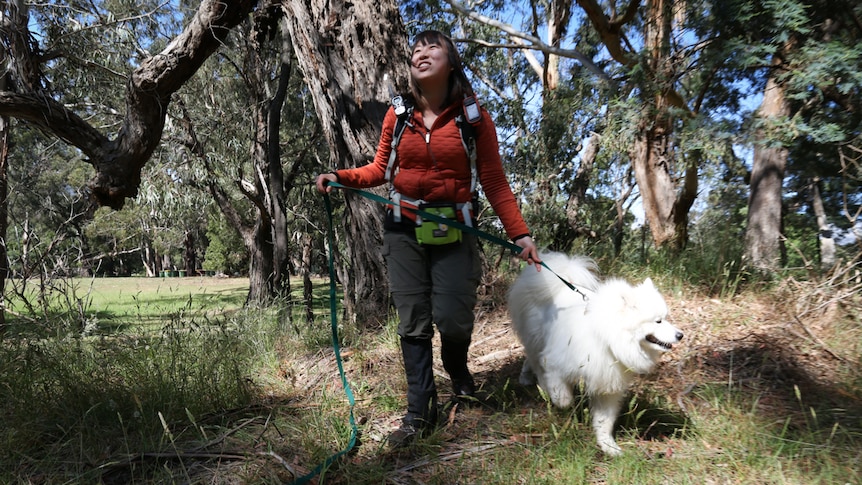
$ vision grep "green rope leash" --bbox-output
[327,181,587,298]
[293,181,586,483]
[289,193,358,484]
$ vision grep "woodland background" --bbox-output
[0,0,858,330]
[0,1,860,483]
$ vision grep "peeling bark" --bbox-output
[283,0,407,328]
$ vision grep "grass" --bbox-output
[3,276,249,335]
[0,272,860,484]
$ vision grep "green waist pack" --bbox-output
[415,204,462,245]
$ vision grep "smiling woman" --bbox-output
[316,29,540,447]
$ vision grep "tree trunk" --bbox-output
[674,149,700,248]
[283,0,408,328]
[300,233,315,324]
[630,117,679,247]
[246,218,275,303]
[0,113,8,333]
[140,228,158,277]
[183,231,196,275]
[245,13,288,304]
[744,58,789,274]
[629,0,693,250]
[576,0,695,250]
[266,22,294,299]
[613,166,636,257]
[545,0,573,90]
[565,132,599,238]
[810,178,835,270]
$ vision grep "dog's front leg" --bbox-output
[542,372,574,409]
[590,392,624,456]
[519,359,538,385]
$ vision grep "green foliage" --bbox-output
[202,212,247,275]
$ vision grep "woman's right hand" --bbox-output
[315,173,338,194]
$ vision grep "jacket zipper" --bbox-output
[424,128,438,172]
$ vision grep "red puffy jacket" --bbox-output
[335,102,530,241]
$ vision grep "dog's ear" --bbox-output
[642,277,655,289]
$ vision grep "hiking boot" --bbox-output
[400,337,438,423]
[452,378,476,399]
[387,421,419,448]
[391,337,438,449]
[441,338,477,402]
[387,412,438,449]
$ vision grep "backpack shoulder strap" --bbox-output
[455,113,478,193]
[386,95,479,193]
[385,96,414,182]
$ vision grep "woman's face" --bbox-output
[410,39,452,91]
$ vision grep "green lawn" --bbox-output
[4,276,250,334]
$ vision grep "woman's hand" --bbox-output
[514,236,541,270]
[315,173,338,194]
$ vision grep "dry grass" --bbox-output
[218,272,861,484]
[5,271,859,484]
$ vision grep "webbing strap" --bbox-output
[455,114,478,193]
[385,111,411,181]
[326,181,587,298]
[290,193,358,484]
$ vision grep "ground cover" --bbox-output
[0,271,859,484]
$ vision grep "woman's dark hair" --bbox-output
[409,30,474,110]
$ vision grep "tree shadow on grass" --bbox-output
[689,336,862,445]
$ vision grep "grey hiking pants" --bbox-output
[383,231,482,343]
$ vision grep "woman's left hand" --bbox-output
[514,236,541,270]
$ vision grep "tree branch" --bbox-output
[0,0,258,210]
[441,0,610,81]
[0,92,107,157]
[575,0,638,66]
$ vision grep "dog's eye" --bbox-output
[655,318,663,324]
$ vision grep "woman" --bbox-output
[316,30,540,445]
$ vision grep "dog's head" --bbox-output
[595,277,684,372]
[634,278,684,353]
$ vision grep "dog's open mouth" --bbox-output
[645,334,674,350]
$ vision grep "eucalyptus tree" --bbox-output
[770,0,862,272]
[0,0,256,209]
[423,0,704,251]
[168,5,327,304]
[281,0,410,327]
[706,0,862,273]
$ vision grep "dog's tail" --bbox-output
[544,252,599,294]
[510,251,599,304]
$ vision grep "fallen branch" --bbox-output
[395,441,506,474]
[790,316,858,367]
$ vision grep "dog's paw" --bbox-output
[597,437,623,456]
[518,366,537,386]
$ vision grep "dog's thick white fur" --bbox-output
[507,251,683,455]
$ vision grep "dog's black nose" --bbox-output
[676,332,684,341]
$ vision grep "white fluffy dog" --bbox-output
[507,251,684,455]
